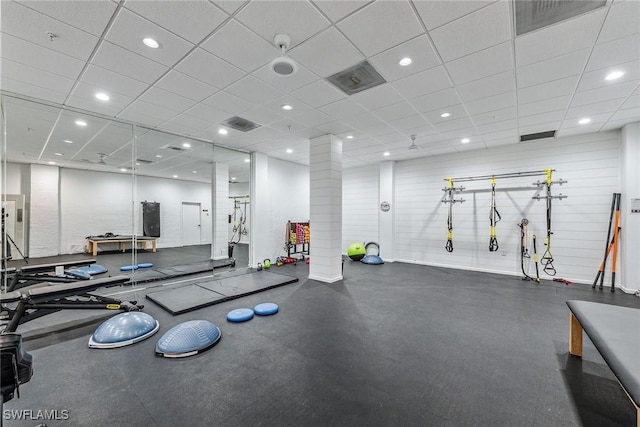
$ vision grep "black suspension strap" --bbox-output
[240,196,248,236]
[540,168,556,276]
[489,176,501,251]
[532,234,540,282]
[517,218,536,282]
[445,177,454,252]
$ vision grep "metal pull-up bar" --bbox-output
[443,169,554,183]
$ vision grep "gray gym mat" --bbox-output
[145,271,298,315]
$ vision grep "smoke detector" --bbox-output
[270,34,298,76]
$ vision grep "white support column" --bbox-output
[211,163,229,260]
[620,123,640,293]
[29,164,59,257]
[309,134,343,283]
[379,161,395,262]
[250,152,269,268]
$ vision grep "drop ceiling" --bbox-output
[1,0,638,182]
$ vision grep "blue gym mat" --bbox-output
[145,271,298,315]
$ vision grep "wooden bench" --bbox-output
[86,236,157,256]
[567,300,640,426]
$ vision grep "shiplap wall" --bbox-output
[393,131,620,284]
[342,165,379,250]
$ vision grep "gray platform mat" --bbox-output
[129,259,234,283]
[145,271,298,315]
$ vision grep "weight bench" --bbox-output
[86,235,157,256]
[567,300,640,426]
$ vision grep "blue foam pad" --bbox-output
[120,265,138,271]
[361,255,384,265]
[89,312,159,349]
[66,269,91,279]
[254,303,279,316]
[137,263,153,268]
[227,308,254,323]
[155,320,221,358]
[72,264,108,275]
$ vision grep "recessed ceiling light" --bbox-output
[182,142,191,148]
[399,57,412,66]
[54,152,63,156]
[346,135,354,139]
[461,138,470,144]
[440,112,451,118]
[172,175,178,178]
[605,71,624,81]
[95,92,110,101]
[578,118,591,125]
[218,128,228,135]
[383,152,390,156]
[231,177,236,181]
[64,139,73,143]
[281,104,293,111]
[143,38,159,49]
[286,148,293,154]
[136,162,141,166]
[75,120,87,127]
[48,161,56,165]
[120,168,128,172]
[244,158,250,163]
[192,170,197,174]
[155,154,162,158]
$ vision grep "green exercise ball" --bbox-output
[347,242,366,261]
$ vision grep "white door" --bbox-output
[182,202,201,246]
[2,200,22,260]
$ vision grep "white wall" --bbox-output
[389,131,620,284]
[342,165,379,250]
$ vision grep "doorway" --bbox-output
[181,202,201,246]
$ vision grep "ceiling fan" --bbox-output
[408,135,421,151]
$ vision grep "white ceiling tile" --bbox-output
[202,20,279,72]
[587,34,640,71]
[369,35,441,83]
[155,70,219,102]
[519,110,565,127]
[571,81,638,107]
[225,75,283,105]
[15,0,117,37]
[470,106,516,125]
[350,84,404,111]
[235,1,330,49]
[555,125,602,138]
[484,136,518,148]
[422,104,469,124]
[597,0,640,44]
[311,0,370,23]
[337,1,423,57]
[515,8,607,67]
[409,88,462,113]
[606,107,639,122]
[622,93,640,109]
[314,121,355,135]
[176,48,244,88]
[519,96,571,118]
[516,49,590,89]
[289,27,364,78]
[457,70,515,102]
[105,8,195,67]
[116,109,166,127]
[464,92,516,115]
[561,112,613,129]
[476,119,518,134]
[446,42,513,85]
[201,91,252,116]
[161,113,213,132]
[600,117,638,132]
[291,80,347,108]
[518,122,562,136]
[413,0,496,31]
[517,76,579,105]
[252,61,318,93]
[240,106,285,126]
[67,82,133,116]
[92,41,169,84]
[566,98,623,120]
[577,60,640,92]
[2,59,76,94]
[372,101,419,122]
[125,0,228,44]
[0,77,68,105]
[80,65,149,98]
[319,98,369,120]
[120,100,179,123]
[262,95,314,118]
[210,1,244,16]
[291,109,334,127]
[1,1,100,61]
[138,87,198,113]
[434,117,475,133]
[1,33,85,80]
[429,1,511,62]
[479,129,518,142]
[387,114,429,133]
[391,66,452,99]
[183,103,230,124]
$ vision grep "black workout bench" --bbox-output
[567,300,640,426]
[2,259,97,291]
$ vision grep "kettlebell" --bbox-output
[257,263,263,271]
[263,258,271,269]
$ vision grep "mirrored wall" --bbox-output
[1,93,250,290]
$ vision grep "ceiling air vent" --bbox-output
[136,158,153,165]
[222,116,261,132]
[520,130,556,142]
[515,0,606,36]
[326,61,387,96]
[168,146,187,151]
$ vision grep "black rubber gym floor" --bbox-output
[4,259,639,427]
